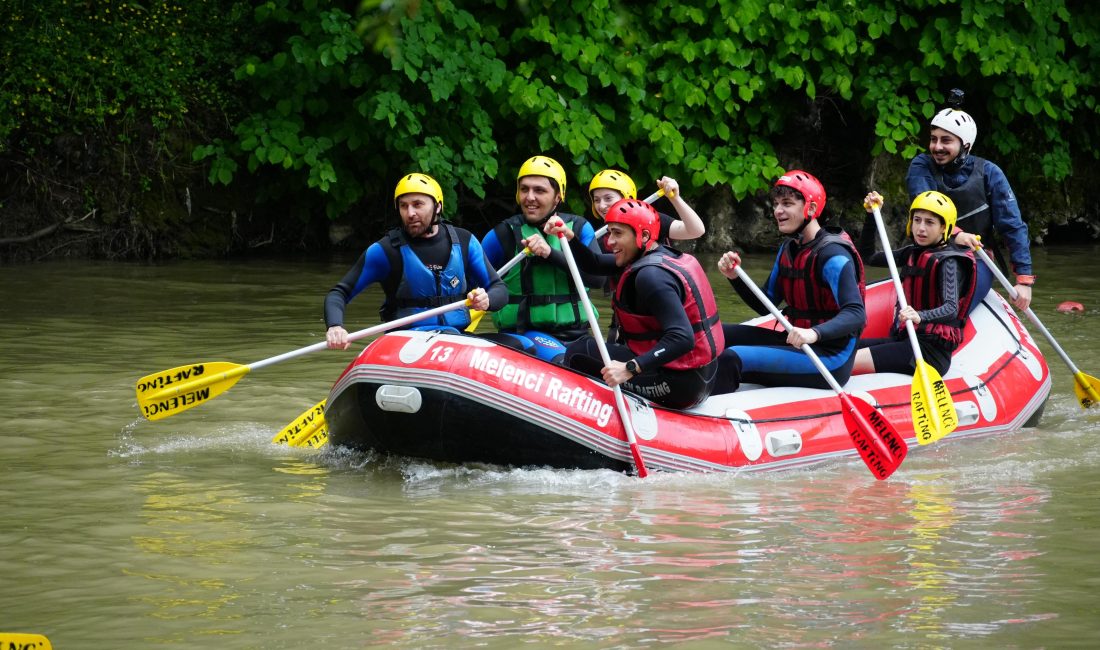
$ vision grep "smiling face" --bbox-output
[591,188,624,220]
[928,127,964,167]
[909,209,947,246]
[517,175,560,223]
[772,194,810,236]
[605,222,645,267]
[396,192,439,238]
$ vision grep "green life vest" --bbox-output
[491,214,597,332]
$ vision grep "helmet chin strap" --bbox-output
[943,145,971,173]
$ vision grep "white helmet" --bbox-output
[931,108,977,151]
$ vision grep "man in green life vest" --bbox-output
[480,155,605,361]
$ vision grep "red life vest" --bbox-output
[777,228,866,329]
[897,244,977,349]
[613,248,724,370]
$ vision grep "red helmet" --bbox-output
[774,170,826,220]
[605,198,660,249]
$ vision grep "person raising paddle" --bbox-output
[853,191,977,376]
[323,173,508,350]
[588,169,706,245]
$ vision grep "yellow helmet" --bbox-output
[394,173,444,210]
[588,169,637,200]
[516,155,567,202]
[908,191,957,244]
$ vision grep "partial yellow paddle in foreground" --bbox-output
[975,246,1100,409]
[135,298,473,421]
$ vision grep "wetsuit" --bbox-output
[324,223,507,333]
[564,240,723,409]
[907,154,1032,312]
[717,228,866,391]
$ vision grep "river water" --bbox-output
[2,246,1099,648]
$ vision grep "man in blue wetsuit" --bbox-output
[715,170,866,391]
[323,173,508,350]
[907,101,1034,311]
[479,155,605,361]
[548,199,724,409]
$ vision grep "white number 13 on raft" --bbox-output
[429,346,454,362]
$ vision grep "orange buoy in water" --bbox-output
[1057,301,1085,313]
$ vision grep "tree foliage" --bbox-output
[3,0,1098,259]
[194,0,1099,229]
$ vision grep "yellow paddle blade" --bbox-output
[465,309,486,333]
[911,360,957,444]
[1073,371,1100,409]
[0,633,52,650]
[290,422,329,448]
[135,362,249,421]
[272,400,326,446]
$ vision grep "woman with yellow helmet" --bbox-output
[587,170,706,246]
[852,190,978,376]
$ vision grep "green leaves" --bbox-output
[153,0,1100,226]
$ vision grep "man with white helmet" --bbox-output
[907,94,1034,310]
[323,173,508,349]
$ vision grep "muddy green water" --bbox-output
[2,247,1099,648]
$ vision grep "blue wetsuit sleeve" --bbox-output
[631,266,694,371]
[984,162,1032,276]
[811,244,866,342]
[481,229,506,269]
[324,242,390,328]
[465,237,509,311]
[906,154,938,199]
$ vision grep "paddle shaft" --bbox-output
[734,267,846,394]
[870,207,927,363]
[252,298,472,372]
[975,246,1100,402]
[556,231,649,478]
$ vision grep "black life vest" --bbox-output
[934,156,993,240]
[613,247,724,370]
[897,243,977,349]
[777,228,866,330]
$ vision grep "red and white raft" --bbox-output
[325,279,1050,473]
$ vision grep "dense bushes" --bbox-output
[3,0,1098,259]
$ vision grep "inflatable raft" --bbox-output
[324,279,1050,474]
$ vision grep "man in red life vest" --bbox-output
[716,170,866,390]
[544,199,724,409]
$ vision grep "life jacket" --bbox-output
[490,213,595,332]
[776,227,866,330]
[377,224,470,329]
[934,156,993,241]
[896,243,977,349]
[613,247,724,370]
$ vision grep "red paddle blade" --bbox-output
[840,394,908,480]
